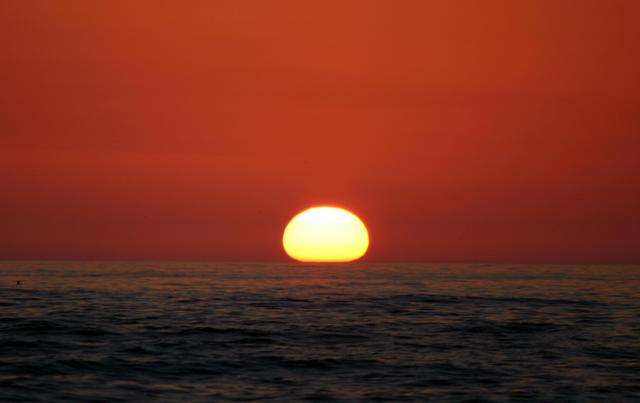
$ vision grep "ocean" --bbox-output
[1,262,639,401]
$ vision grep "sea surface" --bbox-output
[1,262,639,402]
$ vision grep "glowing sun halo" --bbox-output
[282,206,369,263]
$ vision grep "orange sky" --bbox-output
[1,1,639,262]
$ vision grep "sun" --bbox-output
[282,206,369,263]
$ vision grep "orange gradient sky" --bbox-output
[1,1,639,262]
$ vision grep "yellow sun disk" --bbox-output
[282,207,369,262]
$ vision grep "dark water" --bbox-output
[1,262,639,402]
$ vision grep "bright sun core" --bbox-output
[282,206,369,263]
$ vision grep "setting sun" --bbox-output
[282,207,369,263]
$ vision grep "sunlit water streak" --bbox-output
[1,262,639,401]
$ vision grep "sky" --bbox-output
[1,1,639,262]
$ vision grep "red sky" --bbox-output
[1,1,639,262]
